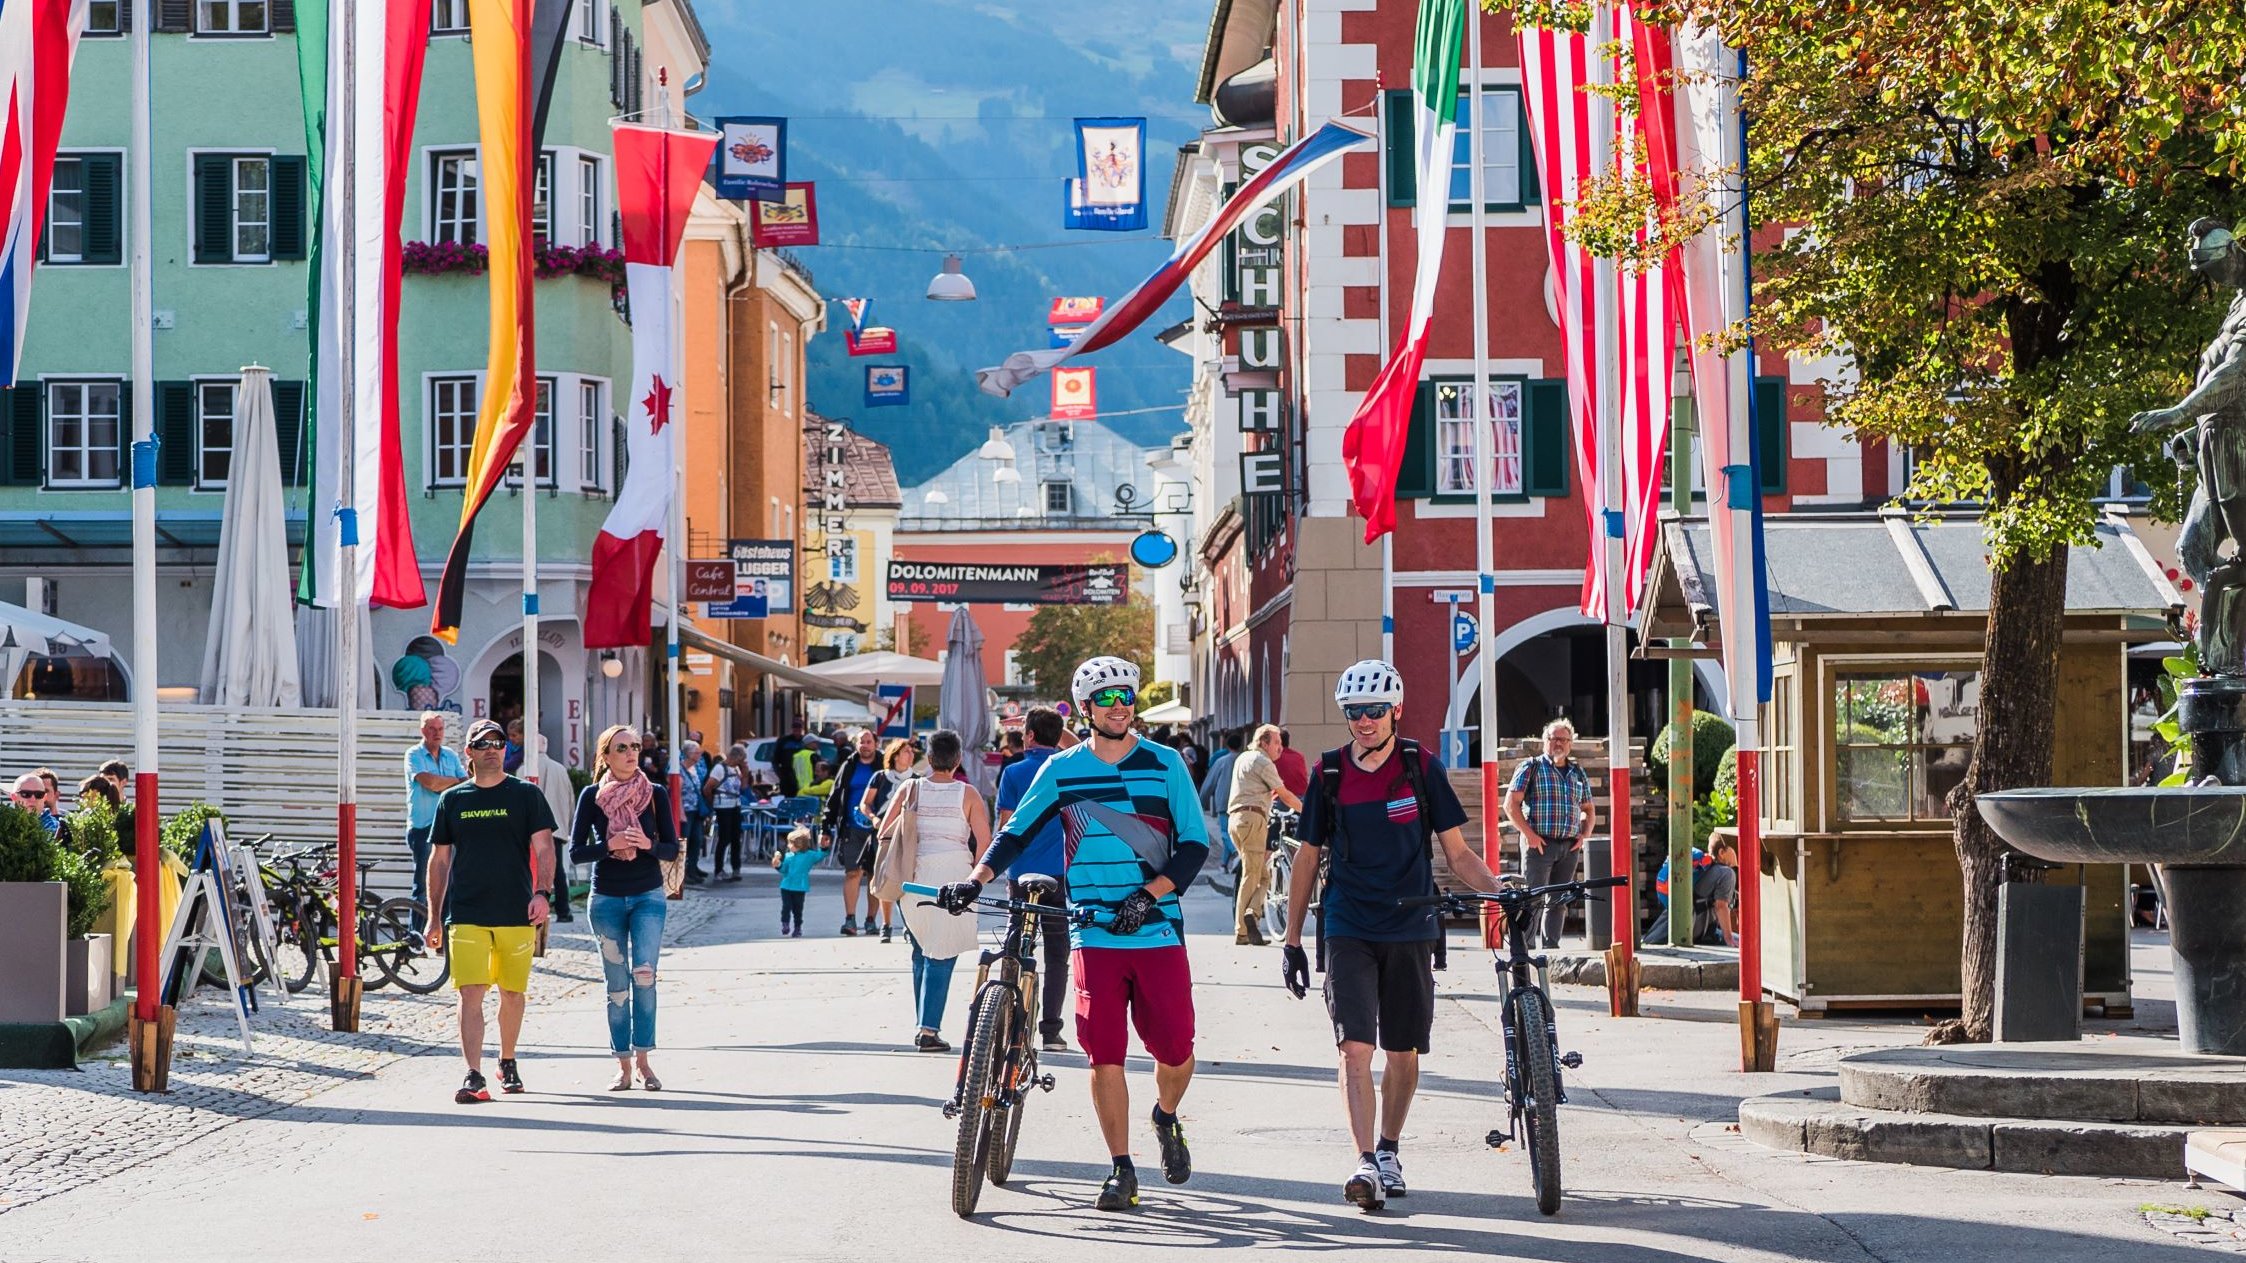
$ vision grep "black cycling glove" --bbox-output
[934,879,984,913]
[1107,888,1161,935]
[1281,944,1311,998]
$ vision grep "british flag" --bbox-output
[0,0,89,385]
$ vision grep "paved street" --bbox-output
[0,877,2228,1262]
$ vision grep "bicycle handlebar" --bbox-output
[1396,874,1629,910]
[901,881,1103,926]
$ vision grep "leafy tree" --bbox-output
[1141,679,1178,709]
[1506,0,2246,1040]
[1012,599,1155,705]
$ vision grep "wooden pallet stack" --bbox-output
[1435,738,1662,924]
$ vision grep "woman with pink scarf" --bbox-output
[570,725,680,1090]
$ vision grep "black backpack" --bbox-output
[1313,738,1446,972]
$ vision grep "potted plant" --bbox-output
[0,805,66,1024]
[59,801,119,1015]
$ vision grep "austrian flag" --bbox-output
[583,122,719,650]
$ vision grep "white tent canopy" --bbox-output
[0,600,121,696]
[797,649,948,688]
[1138,699,1191,725]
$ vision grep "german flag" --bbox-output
[431,0,538,642]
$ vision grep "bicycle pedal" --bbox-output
[1486,1130,1509,1150]
[1035,1074,1056,1092]
[941,1102,961,1120]
[1560,1051,1583,1069]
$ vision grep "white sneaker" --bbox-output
[1344,1158,1385,1211]
[1373,1149,1407,1196]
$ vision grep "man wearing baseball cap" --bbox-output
[425,717,558,1103]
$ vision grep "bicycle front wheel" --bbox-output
[1513,988,1564,1216]
[366,898,449,994]
[951,985,1011,1217]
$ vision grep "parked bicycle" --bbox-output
[903,877,1076,1218]
[1205,804,1302,908]
[1397,873,1628,1216]
[256,843,449,995]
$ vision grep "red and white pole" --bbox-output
[127,0,166,1090]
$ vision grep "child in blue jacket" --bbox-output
[772,827,828,937]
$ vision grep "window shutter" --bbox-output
[1523,377,1571,497]
[114,383,133,480]
[83,154,122,265]
[1384,88,1415,208]
[1754,375,1788,495]
[4,386,42,485]
[270,380,307,486]
[271,0,294,30]
[118,0,133,32]
[193,155,234,264]
[1516,91,1541,205]
[609,17,624,108]
[154,0,190,33]
[270,155,307,259]
[627,40,642,116]
[156,381,195,485]
[612,416,626,491]
[1396,381,1434,499]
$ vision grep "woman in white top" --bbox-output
[878,728,989,1052]
[703,745,748,883]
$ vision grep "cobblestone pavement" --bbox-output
[2147,1205,2246,1253]
[0,892,719,1217]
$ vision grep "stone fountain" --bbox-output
[1979,215,2246,1057]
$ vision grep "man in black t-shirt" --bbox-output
[1279,660,1502,1212]
[426,718,558,1105]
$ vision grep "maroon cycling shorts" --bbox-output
[1071,944,1195,1068]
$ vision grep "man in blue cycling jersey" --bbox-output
[938,655,1207,1213]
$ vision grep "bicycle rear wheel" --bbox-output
[268,898,319,995]
[950,985,1011,1217]
[366,897,449,993]
[985,1017,1033,1186]
[1513,988,1563,1216]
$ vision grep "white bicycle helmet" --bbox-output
[1073,655,1143,706]
[1334,659,1404,708]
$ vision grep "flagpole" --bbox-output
[1376,82,1394,663]
[1728,43,1773,1069]
[1591,3,1638,1014]
[127,0,166,1091]
[1466,3,1500,919]
[521,456,538,763]
[330,0,363,1032]
[657,73,685,832]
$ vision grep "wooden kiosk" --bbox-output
[1636,509,2180,1016]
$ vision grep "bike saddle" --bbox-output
[1015,874,1062,901]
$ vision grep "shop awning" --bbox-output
[678,626,873,703]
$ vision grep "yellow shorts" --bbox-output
[447,924,537,993]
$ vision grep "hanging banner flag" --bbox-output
[432,0,540,641]
[865,365,909,407]
[1051,366,1097,420]
[1,0,94,385]
[583,121,722,649]
[1341,0,1464,545]
[714,116,787,202]
[1049,325,1086,349]
[1070,117,1147,231]
[751,182,819,246]
[307,0,434,610]
[848,327,897,356]
[525,0,573,150]
[841,297,873,336]
[980,120,1373,398]
[1049,296,1103,325]
[1063,179,1092,230]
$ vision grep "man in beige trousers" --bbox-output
[1227,724,1301,945]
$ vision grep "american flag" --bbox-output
[1518,5,1680,620]
[0,0,89,384]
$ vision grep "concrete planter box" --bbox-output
[65,933,114,1017]
[0,882,67,1024]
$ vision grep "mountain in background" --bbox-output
[691,0,1217,486]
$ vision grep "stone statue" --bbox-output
[2133,218,2246,675]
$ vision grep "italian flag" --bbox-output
[1341,0,1465,543]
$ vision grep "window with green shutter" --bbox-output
[2,386,42,486]
[270,156,306,259]
[192,154,306,264]
[1386,88,1541,212]
[1396,381,1434,498]
[272,380,307,487]
[1384,89,1416,208]
[155,381,196,486]
[1523,377,1571,497]
[1753,375,1788,495]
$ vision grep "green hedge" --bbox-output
[1648,711,1736,799]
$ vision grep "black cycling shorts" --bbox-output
[1322,937,1436,1053]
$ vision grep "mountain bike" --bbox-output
[904,877,1079,1218]
[1398,873,1628,1216]
[257,843,448,994]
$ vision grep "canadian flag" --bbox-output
[583,122,720,650]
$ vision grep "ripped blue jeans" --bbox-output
[589,889,667,1055]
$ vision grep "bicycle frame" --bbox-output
[903,883,1081,1119]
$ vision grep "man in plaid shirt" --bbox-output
[1502,718,1597,948]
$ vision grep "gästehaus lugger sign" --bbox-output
[886,562,1128,605]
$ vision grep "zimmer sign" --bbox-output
[886,562,1127,605]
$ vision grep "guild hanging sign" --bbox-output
[1051,366,1097,420]
[848,327,897,356]
[750,182,819,246]
[886,561,1128,605]
[1049,296,1104,324]
[1067,119,1146,231]
[714,116,788,202]
[864,364,909,407]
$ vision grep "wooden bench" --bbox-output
[2188,1129,2246,1193]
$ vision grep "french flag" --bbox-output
[582,122,719,651]
[977,120,1372,398]
[0,0,88,385]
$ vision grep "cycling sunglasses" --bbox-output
[1342,702,1393,722]
[1087,685,1138,709]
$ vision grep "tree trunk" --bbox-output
[1932,543,2069,1044]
